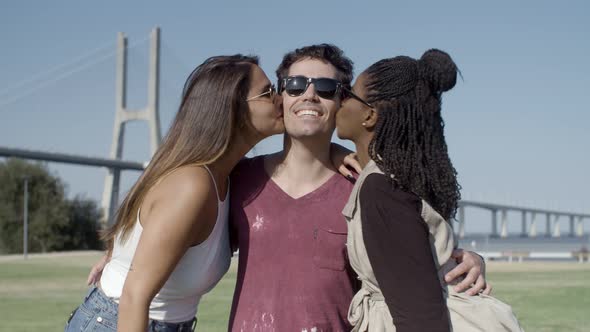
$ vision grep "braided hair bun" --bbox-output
[418,49,458,93]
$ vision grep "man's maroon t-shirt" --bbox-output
[228,156,357,332]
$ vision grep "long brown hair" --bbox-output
[103,55,259,248]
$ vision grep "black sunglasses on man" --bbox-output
[279,75,372,108]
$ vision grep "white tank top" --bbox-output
[100,166,231,323]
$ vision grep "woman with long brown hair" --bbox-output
[65,54,284,332]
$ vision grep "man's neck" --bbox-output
[265,134,336,199]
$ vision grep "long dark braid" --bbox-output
[366,49,461,220]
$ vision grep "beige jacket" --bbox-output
[342,160,524,332]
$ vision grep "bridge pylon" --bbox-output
[101,27,161,227]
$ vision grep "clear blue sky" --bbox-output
[1,1,589,233]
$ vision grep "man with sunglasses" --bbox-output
[228,44,489,331]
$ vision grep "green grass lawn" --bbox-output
[0,252,588,331]
[486,262,590,332]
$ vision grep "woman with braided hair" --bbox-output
[336,49,523,331]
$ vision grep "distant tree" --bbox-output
[62,195,103,251]
[0,158,102,254]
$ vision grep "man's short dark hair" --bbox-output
[276,44,354,89]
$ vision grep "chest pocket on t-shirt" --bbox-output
[312,226,348,271]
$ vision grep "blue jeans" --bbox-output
[64,286,197,332]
